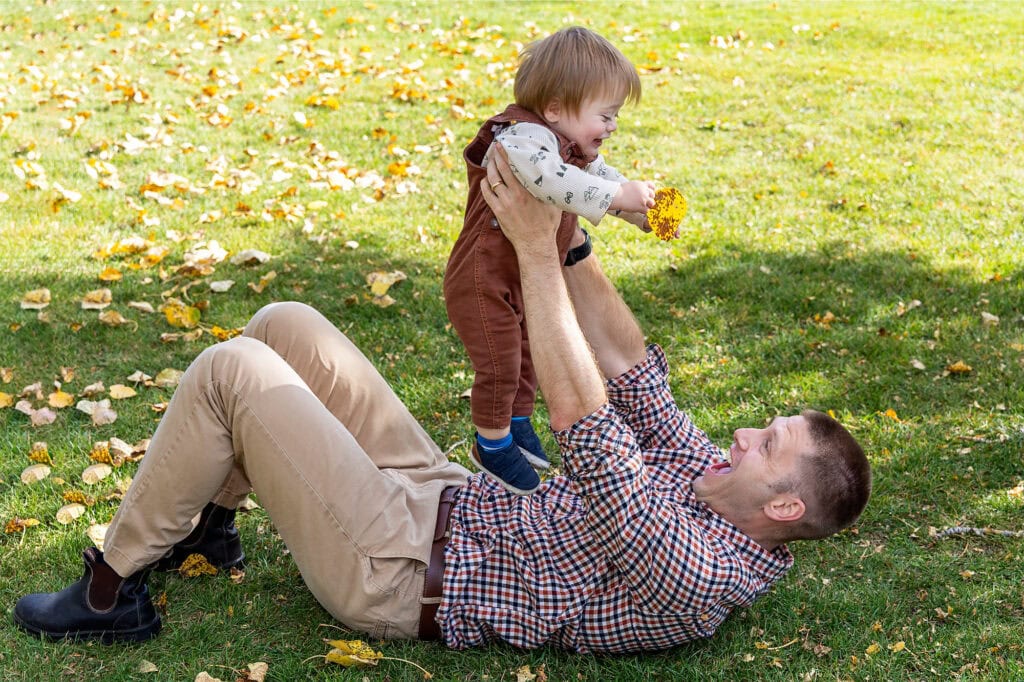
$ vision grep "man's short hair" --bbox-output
[514,26,641,117]
[790,410,871,540]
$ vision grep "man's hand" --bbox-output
[481,144,562,261]
[610,180,656,213]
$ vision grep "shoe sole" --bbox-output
[469,448,540,496]
[14,612,162,644]
[520,447,551,470]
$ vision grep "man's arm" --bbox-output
[561,252,647,380]
[480,145,606,431]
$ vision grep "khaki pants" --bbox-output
[102,302,470,639]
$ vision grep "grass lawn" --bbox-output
[1,1,1022,679]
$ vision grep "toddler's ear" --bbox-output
[542,99,562,124]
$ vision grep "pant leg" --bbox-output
[241,302,450,474]
[103,330,467,638]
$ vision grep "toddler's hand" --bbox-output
[610,180,656,213]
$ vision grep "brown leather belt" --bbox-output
[418,485,458,641]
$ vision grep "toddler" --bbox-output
[444,26,655,494]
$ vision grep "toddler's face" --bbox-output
[550,94,624,158]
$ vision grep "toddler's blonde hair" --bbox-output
[514,26,641,117]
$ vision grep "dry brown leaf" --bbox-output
[56,503,87,525]
[128,301,156,313]
[230,249,271,265]
[248,271,277,293]
[154,368,183,388]
[5,517,41,533]
[137,660,159,674]
[81,288,113,310]
[21,463,52,484]
[21,288,52,310]
[82,463,113,485]
[87,522,108,550]
[244,662,268,682]
[99,310,135,328]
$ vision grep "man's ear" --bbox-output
[763,494,805,523]
[542,99,561,124]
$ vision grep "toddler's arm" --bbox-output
[587,156,654,230]
[488,123,622,226]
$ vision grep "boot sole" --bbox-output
[14,612,162,644]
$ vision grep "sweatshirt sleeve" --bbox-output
[490,123,622,226]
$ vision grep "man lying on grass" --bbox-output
[14,146,871,653]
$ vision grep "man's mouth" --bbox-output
[707,460,733,476]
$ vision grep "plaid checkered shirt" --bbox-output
[438,345,794,653]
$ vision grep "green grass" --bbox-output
[1,1,1023,679]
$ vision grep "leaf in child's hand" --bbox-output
[647,187,688,241]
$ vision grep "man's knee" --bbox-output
[243,301,319,339]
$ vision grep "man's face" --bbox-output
[692,415,814,514]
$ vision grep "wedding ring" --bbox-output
[490,181,504,190]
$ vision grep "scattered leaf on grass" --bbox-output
[154,368,184,387]
[210,280,234,292]
[20,288,52,310]
[29,441,52,464]
[194,674,222,682]
[248,270,277,293]
[163,301,201,328]
[109,384,137,399]
[137,660,159,674]
[243,662,269,682]
[324,639,384,667]
[77,398,118,425]
[0,392,13,408]
[366,270,406,297]
[98,266,123,282]
[99,310,134,327]
[21,464,52,484]
[230,249,271,265]
[56,503,87,524]
[88,522,108,550]
[82,463,113,485]
[945,360,972,374]
[178,553,219,577]
[5,517,41,533]
[48,390,76,408]
[81,288,113,310]
[128,301,156,314]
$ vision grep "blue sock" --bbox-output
[477,432,513,452]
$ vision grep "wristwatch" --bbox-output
[563,229,592,266]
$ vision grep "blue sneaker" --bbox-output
[470,440,541,496]
[510,417,551,470]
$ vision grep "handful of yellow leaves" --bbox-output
[647,187,688,241]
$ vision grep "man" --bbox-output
[14,147,870,653]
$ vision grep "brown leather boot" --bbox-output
[14,547,161,643]
[153,501,246,572]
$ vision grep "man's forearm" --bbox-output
[518,249,607,431]
[562,254,647,380]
